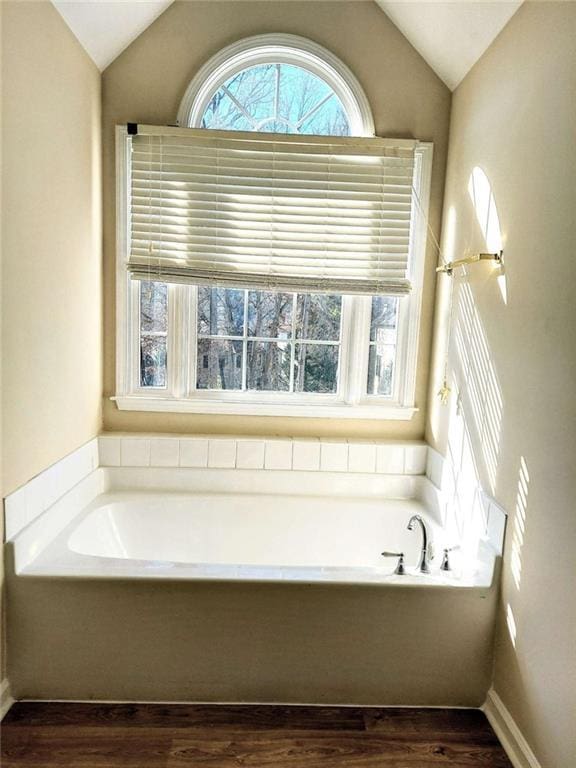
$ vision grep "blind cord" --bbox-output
[410,179,447,269]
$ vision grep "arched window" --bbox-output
[116,35,431,418]
[177,34,374,137]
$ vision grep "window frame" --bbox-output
[114,36,432,421]
[176,33,375,137]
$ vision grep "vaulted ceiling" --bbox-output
[52,1,174,71]
[52,0,523,90]
[375,1,522,89]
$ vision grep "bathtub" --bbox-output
[6,467,499,705]
[20,490,492,586]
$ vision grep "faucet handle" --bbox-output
[381,551,406,575]
[440,545,460,571]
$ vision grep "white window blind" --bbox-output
[127,125,417,295]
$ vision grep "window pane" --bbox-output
[196,339,243,390]
[140,336,167,387]
[294,344,338,393]
[370,296,399,342]
[198,287,244,337]
[299,101,350,137]
[139,281,167,388]
[247,341,290,391]
[201,63,350,137]
[247,291,293,338]
[367,345,395,396]
[140,280,167,333]
[202,90,256,132]
[296,294,341,341]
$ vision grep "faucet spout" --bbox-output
[407,514,431,573]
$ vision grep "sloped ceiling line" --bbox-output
[51,0,523,90]
[375,1,523,90]
[52,0,175,72]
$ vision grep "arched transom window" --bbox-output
[177,34,375,137]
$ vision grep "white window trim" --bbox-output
[114,126,431,420]
[176,33,375,137]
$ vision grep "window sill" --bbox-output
[112,395,418,421]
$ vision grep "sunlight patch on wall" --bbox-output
[468,166,502,253]
[506,603,517,648]
[443,388,483,552]
[468,167,507,304]
[496,271,508,304]
[452,282,503,493]
[440,380,495,561]
[510,456,530,592]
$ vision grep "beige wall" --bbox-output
[102,0,451,439]
[427,3,576,766]
[1,1,102,494]
[1,1,103,678]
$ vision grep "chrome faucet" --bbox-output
[407,514,431,573]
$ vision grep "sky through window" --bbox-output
[201,63,350,136]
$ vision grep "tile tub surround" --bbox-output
[97,435,506,556]
[4,436,507,554]
[426,447,508,557]
[2,435,426,544]
[3,439,99,540]
[3,437,506,559]
[97,435,428,475]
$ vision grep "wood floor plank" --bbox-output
[363,708,499,742]
[169,734,513,767]
[0,703,513,768]
[1,728,171,768]
[2,702,366,731]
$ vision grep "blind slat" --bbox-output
[127,125,416,295]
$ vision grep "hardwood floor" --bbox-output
[1,703,513,767]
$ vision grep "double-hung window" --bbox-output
[115,35,432,419]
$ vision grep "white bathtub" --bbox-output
[15,486,493,586]
[7,467,499,705]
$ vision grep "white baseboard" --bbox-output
[19,697,477,709]
[0,678,14,720]
[483,688,541,768]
